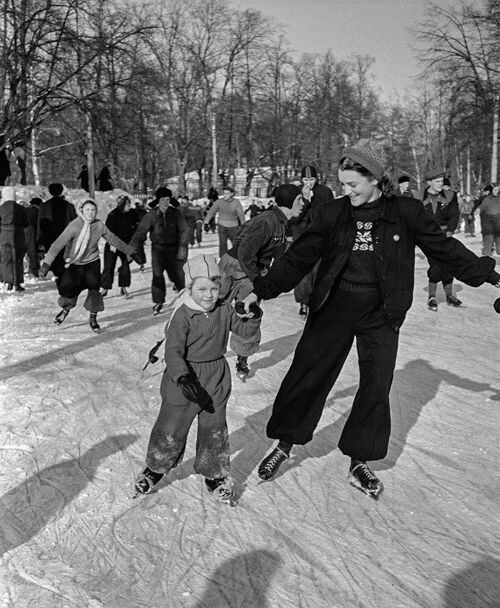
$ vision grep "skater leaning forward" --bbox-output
[39,199,139,332]
[134,254,261,503]
[241,139,500,498]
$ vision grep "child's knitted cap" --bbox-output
[184,254,221,286]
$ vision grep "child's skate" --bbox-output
[348,461,383,499]
[132,467,164,499]
[205,477,236,506]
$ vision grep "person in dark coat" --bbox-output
[0,187,28,291]
[97,165,113,191]
[288,165,335,318]
[417,169,461,310]
[130,186,190,315]
[395,175,414,197]
[24,197,42,278]
[77,165,89,192]
[218,184,302,377]
[37,183,77,281]
[100,194,140,297]
[0,136,11,186]
[240,139,500,498]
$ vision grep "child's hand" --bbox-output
[177,373,215,413]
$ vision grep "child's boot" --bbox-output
[132,467,164,498]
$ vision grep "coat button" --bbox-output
[393,234,400,241]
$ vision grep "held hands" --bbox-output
[177,373,215,413]
[235,294,262,319]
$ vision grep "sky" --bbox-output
[225,0,471,99]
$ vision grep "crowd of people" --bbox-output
[1,146,499,505]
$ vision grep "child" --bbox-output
[39,199,138,332]
[133,254,261,504]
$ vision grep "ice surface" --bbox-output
[0,229,499,607]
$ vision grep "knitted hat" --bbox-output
[425,167,445,181]
[398,175,410,184]
[274,184,301,209]
[301,165,318,179]
[155,186,172,199]
[183,254,221,286]
[483,184,493,193]
[2,186,16,202]
[341,139,386,181]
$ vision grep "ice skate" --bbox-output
[205,477,235,506]
[258,445,290,481]
[132,467,164,499]
[100,288,108,297]
[348,461,383,499]
[120,287,130,298]
[89,313,100,333]
[236,355,249,380]
[153,303,163,316]
[446,294,462,307]
[55,308,70,325]
[427,296,438,312]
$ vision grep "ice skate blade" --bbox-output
[348,477,384,500]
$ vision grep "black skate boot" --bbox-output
[153,303,163,316]
[55,307,70,325]
[236,355,249,380]
[120,287,129,297]
[132,467,164,498]
[427,296,438,312]
[446,294,462,307]
[89,313,100,333]
[348,460,383,499]
[205,477,235,506]
[258,443,291,481]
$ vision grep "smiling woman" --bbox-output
[241,138,500,499]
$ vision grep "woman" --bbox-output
[39,199,138,333]
[100,194,139,297]
[242,139,500,498]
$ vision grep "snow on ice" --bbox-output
[0,227,499,608]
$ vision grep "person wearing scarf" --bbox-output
[40,199,138,332]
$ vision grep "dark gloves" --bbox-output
[177,373,215,413]
[235,301,263,319]
[39,262,50,278]
[129,250,144,265]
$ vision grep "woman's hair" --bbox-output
[339,157,393,198]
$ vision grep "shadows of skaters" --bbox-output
[193,549,283,608]
[443,557,500,608]
[0,433,137,557]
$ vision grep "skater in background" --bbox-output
[24,196,42,279]
[418,169,461,310]
[395,175,414,197]
[240,139,500,498]
[474,185,500,256]
[457,193,475,237]
[0,186,28,291]
[97,165,113,191]
[37,183,77,282]
[39,199,139,333]
[100,194,140,297]
[0,136,11,186]
[77,164,90,192]
[133,254,261,504]
[289,165,335,318]
[180,197,204,247]
[203,185,245,258]
[218,184,302,378]
[130,186,190,315]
